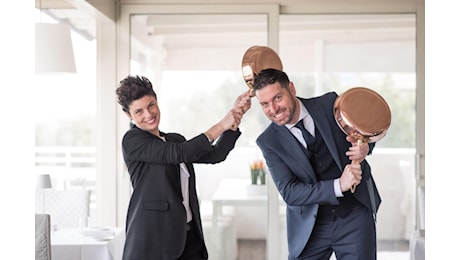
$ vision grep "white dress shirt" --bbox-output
[160,136,193,222]
[179,163,193,223]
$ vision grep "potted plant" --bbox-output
[249,160,265,185]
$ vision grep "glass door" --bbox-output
[127,10,273,259]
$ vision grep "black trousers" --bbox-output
[177,223,206,260]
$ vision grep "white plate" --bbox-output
[93,235,115,241]
[80,228,115,238]
[89,226,112,231]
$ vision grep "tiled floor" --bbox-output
[237,239,410,260]
[237,240,266,260]
[376,240,410,260]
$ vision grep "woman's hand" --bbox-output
[233,90,252,114]
[204,90,253,140]
[221,108,243,131]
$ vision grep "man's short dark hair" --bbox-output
[253,68,290,91]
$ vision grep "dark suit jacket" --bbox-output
[256,92,381,258]
[121,125,241,260]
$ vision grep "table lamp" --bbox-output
[36,174,52,214]
[36,174,52,190]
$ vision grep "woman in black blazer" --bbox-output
[116,75,251,260]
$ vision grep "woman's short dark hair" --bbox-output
[116,75,157,113]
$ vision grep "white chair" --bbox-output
[399,160,416,239]
[417,186,425,230]
[410,229,425,260]
[36,189,90,228]
[409,187,425,260]
[35,214,51,260]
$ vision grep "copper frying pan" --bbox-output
[334,87,391,192]
[241,45,283,95]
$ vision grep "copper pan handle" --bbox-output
[350,138,363,193]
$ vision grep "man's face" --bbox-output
[126,95,161,135]
[255,82,299,126]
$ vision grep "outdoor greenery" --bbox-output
[163,72,415,148]
[35,72,415,149]
[35,116,96,146]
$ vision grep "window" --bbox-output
[127,11,417,258]
[35,10,97,215]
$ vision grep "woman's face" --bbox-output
[126,95,161,136]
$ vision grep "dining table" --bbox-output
[211,178,268,231]
[51,226,125,260]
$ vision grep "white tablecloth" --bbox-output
[51,227,125,260]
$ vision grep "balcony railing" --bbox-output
[35,146,97,213]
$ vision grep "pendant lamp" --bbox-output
[35,22,76,74]
[36,174,52,214]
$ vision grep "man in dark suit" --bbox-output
[253,69,381,260]
[116,75,251,260]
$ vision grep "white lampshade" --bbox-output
[35,23,76,74]
[36,174,52,189]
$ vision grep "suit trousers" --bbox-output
[294,206,376,260]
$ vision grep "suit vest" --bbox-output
[300,128,362,220]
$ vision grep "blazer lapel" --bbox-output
[304,99,343,171]
[275,125,317,181]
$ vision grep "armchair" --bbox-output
[35,214,51,260]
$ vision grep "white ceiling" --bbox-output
[35,0,416,74]
[35,0,97,40]
[36,0,416,44]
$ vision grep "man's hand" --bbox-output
[345,135,369,163]
[339,163,362,192]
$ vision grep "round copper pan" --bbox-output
[241,46,283,91]
[334,87,391,143]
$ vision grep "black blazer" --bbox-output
[256,92,381,257]
[121,125,241,260]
